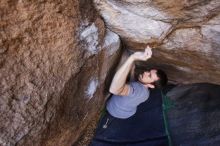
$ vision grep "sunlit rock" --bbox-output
[93,0,172,47]
[93,0,220,84]
[0,0,120,146]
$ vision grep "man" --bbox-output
[107,46,168,119]
[90,46,168,146]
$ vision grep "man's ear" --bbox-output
[144,84,155,89]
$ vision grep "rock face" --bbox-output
[93,0,220,84]
[0,0,120,146]
[166,83,220,145]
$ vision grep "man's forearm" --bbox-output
[109,46,152,95]
[109,56,135,94]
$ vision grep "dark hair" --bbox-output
[153,69,168,88]
[134,67,168,89]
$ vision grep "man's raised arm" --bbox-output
[109,46,152,96]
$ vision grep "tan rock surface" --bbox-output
[0,0,120,146]
[93,0,220,84]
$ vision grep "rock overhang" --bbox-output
[93,0,220,85]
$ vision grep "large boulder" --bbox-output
[0,0,120,146]
[93,0,220,84]
[166,83,220,145]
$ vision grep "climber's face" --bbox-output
[138,69,159,85]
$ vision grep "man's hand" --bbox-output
[131,46,152,61]
[109,46,152,96]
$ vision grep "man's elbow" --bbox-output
[109,87,119,95]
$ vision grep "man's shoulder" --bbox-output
[129,81,144,88]
[128,81,149,96]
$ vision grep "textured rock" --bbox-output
[93,0,172,46]
[166,83,220,145]
[0,0,120,146]
[93,0,220,84]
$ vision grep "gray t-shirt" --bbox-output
[106,82,150,119]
